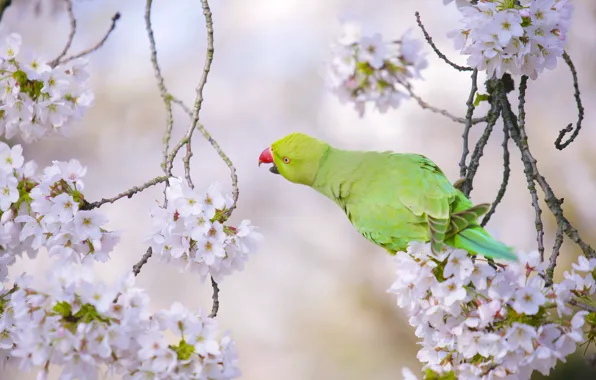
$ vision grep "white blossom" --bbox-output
[447,0,573,79]
[0,33,93,143]
[4,263,241,380]
[388,242,592,379]
[149,177,262,283]
[325,21,427,116]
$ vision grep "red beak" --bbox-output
[258,147,273,166]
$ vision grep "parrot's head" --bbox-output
[258,132,329,186]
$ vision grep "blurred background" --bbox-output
[0,0,595,379]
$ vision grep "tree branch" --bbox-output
[164,0,239,220]
[144,0,233,317]
[414,11,473,72]
[516,75,545,261]
[462,102,500,197]
[481,121,510,227]
[404,82,488,125]
[459,69,479,179]
[171,96,193,117]
[497,77,596,260]
[569,298,596,313]
[145,0,174,176]
[56,12,121,65]
[554,51,584,150]
[132,247,153,277]
[545,225,564,287]
[81,175,168,210]
[50,0,76,68]
[208,277,220,318]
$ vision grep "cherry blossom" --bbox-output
[446,0,573,79]
[388,242,594,379]
[326,21,428,116]
[0,34,93,142]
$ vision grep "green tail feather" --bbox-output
[448,226,517,261]
[447,203,491,237]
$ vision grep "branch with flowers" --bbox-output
[326,0,596,379]
[0,0,261,379]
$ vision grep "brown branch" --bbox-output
[516,75,545,261]
[497,77,596,260]
[208,277,220,318]
[56,12,121,65]
[405,83,487,125]
[50,0,76,68]
[81,175,168,210]
[545,224,564,287]
[459,69,479,180]
[462,102,500,197]
[132,247,153,276]
[554,52,584,150]
[481,121,510,227]
[569,298,596,313]
[414,11,473,72]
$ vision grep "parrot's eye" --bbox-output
[283,157,291,164]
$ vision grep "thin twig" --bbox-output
[82,175,168,210]
[516,76,545,261]
[145,0,174,175]
[208,277,220,318]
[165,0,239,220]
[165,0,217,173]
[56,12,121,65]
[0,0,12,23]
[132,247,153,276]
[184,143,195,188]
[171,96,193,117]
[155,0,233,317]
[462,103,500,197]
[554,51,584,150]
[405,83,488,125]
[481,121,510,227]
[545,224,564,287]
[171,96,196,189]
[459,69,479,179]
[497,78,596,259]
[50,0,76,68]
[414,11,473,72]
[569,299,596,313]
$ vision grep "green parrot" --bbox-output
[258,132,516,261]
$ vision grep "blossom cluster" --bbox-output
[0,30,255,380]
[326,21,428,116]
[0,141,119,266]
[3,263,240,379]
[389,242,596,380]
[446,0,573,79]
[0,33,93,142]
[149,178,261,283]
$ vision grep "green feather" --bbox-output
[447,226,517,261]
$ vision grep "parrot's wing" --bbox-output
[346,197,428,252]
[393,154,461,254]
